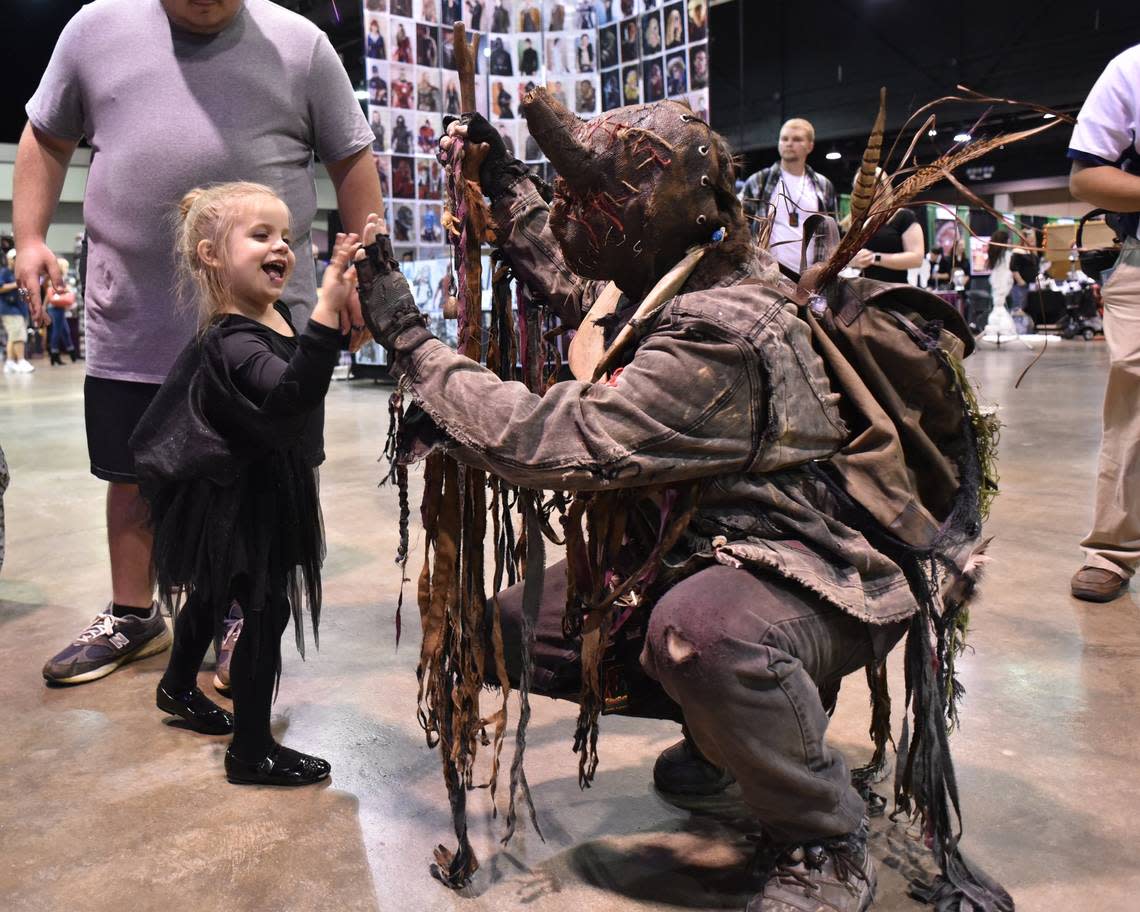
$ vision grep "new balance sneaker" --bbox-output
[42,604,172,685]
[212,601,243,695]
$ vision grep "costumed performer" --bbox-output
[358,90,1008,912]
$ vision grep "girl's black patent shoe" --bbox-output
[224,743,331,787]
[156,683,234,734]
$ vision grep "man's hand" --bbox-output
[362,268,427,352]
[345,212,388,351]
[15,239,64,325]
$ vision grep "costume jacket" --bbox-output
[387,178,980,625]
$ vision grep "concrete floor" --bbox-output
[1,341,1138,912]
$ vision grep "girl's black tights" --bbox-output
[227,593,289,760]
[160,592,214,692]
[159,581,287,761]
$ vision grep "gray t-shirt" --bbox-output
[26,0,374,383]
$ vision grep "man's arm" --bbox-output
[326,145,384,237]
[442,116,594,327]
[1070,160,1140,213]
[13,122,77,322]
[821,175,839,220]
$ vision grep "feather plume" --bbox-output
[811,98,1067,291]
[848,87,887,231]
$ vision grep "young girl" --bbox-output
[130,182,361,786]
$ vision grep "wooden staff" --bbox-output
[423,22,497,891]
[451,22,488,360]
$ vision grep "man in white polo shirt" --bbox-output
[1068,43,1140,602]
[738,117,838,277]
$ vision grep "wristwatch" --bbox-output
[873,253,882,264]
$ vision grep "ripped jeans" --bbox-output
[495,561,907,844]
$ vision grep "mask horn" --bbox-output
[521,87,596,187]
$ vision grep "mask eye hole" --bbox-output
[696,214,707,225]
[700,175,711,187]
[698,144,709,156]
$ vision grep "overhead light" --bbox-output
[1042,112,1056,120]
[927,127,938,137]
[953,131,972,143]
[825,149,841,160]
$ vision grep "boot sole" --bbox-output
[1071,584,1128,602]
[44,623,173,685]
[653,773,736,797]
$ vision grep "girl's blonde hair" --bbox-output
[174,181,287,331]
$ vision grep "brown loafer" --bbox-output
[1070,566,1129,602]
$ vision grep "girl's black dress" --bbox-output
[130,303,342,663]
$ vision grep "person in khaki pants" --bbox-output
[1067,43,1140,601]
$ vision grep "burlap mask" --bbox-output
[520,88,746,287]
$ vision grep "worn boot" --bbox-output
[653,727,735,796]
[49,350,62,366]
[746,819,875,912]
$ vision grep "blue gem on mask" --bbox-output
[711,227,726,244]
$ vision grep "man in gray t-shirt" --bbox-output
[15,0,382,685]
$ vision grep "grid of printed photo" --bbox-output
[362,0,710,268]
[358,2,709,366]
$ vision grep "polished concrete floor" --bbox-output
[2,341,1138,912]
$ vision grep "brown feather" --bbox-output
[816,117,1064,289]
[848,87,887,231]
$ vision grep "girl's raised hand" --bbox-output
[322,232,361,307]
[316,233,360,334]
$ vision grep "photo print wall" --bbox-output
[359,0,711,365]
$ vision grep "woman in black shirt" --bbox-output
[851,206,925,283]
[848,171,925,282]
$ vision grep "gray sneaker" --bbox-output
[42,604,172,685]
[212,601,243,696]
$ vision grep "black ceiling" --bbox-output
[7,0,1140,190]
[706,1,1140,187]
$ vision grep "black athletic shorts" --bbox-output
[84,376,161,483]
